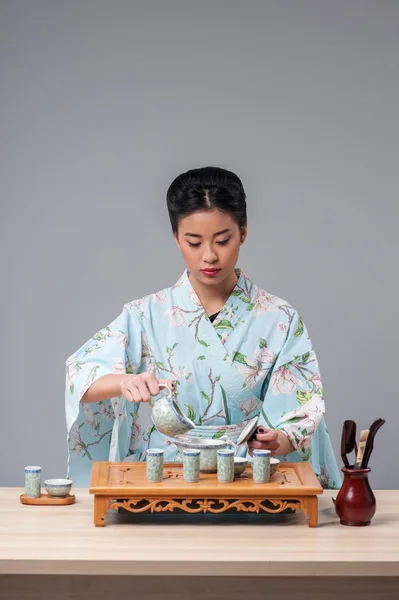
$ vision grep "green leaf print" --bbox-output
[285,416,303,424]
[214,319,233,330]
[197,355,206,360]
[258,338,267,348]
[231,290,242,296]
[70,384,75,395]
[241,297,251,304]
[201,391,211,404]
[172,343,178,350]
[232,351,249,365]
[261,408,274,429]
[220,385,230,425]
[212,429,226,439]
[198,338,210,347]
[156,361,166,369]
[296,390,313,405]
[246,303,255,311]
[185,404,196,422]
[301,448,312,461]
[294,318,304,337]
[302,351,310,363]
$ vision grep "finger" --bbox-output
[135,379,151,403]
[127,384,143,403]
[143,373,160,396]
[255,431,278,442]
[122,387,136,403]
[247,440,267,450]
[256,426,277,437]
[248,439,279,450]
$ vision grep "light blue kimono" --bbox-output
[65,268,341,488]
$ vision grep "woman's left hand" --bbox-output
[247,426,280,456]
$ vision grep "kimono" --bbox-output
[65,268,341,489]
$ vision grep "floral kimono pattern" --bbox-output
[65,268,341,489]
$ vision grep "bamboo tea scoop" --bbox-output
[354,429,369,468]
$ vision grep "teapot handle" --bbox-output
[150,382,172,405]
[158,382,172,397]
[220,435,237,457]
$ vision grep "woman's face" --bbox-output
[174,209,247,286]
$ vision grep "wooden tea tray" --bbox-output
[20,493,76,505]
[89,462,323,527]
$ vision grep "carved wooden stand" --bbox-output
[90,462,322,527]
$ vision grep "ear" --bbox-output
[240,227,248,245]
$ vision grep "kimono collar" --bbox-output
[174,267,252,309]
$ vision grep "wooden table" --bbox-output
[1,488,399,599]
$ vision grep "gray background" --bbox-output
[1,0,398,488]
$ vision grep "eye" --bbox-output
[187,242,201,248]
[216,238,230,245]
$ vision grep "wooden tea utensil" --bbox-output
[360,418,385,469]
[341,420,357,468]
[354,429,369,468]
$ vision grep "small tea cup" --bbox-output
[234,457,248,476]
[44,479,73,497]
[270,457,280,476]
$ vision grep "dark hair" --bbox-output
[166,166,247,235]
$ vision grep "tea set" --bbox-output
[23,464,73,501]
[150,383,280,477]
[22,382,385,528]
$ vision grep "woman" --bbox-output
[65,166,341,488]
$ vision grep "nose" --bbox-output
[202,245,218,264]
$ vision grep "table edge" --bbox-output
[1,560,398,577]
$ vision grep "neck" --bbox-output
[188,269,239,312]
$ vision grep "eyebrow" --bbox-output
[183,228,231,238]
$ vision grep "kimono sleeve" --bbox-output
[65,304,143,434]
[260,310,326,455]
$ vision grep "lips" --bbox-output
[200,268,221,276]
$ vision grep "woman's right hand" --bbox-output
[120,373,175,403]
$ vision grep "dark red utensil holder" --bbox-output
[335,467,376,526]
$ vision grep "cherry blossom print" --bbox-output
[165,306,186,327]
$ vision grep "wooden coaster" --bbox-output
[20,493,75,506]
